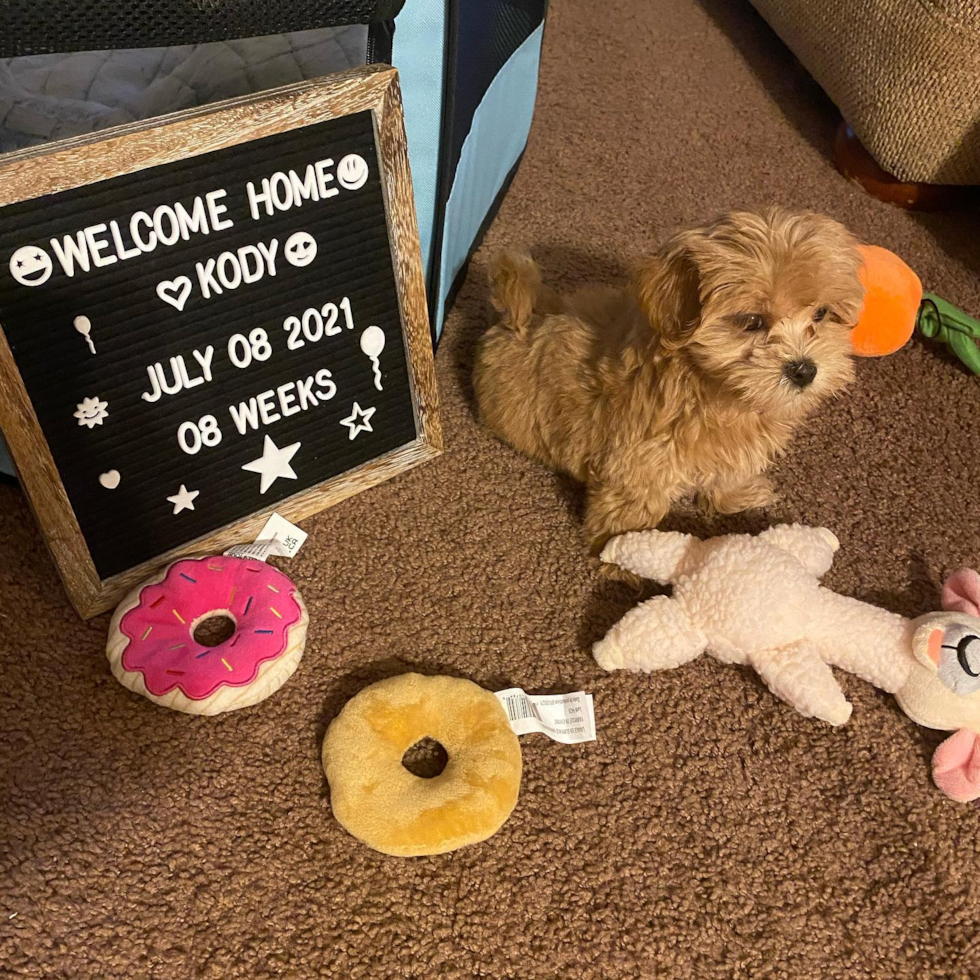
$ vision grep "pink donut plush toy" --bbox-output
[107,556,308,715]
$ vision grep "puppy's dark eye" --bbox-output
[813,306,828,322]
[743,314,766,332]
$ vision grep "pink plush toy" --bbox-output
[594,524,980,802]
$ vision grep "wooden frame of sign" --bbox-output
[0,65,441,618]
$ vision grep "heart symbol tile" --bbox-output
[99,469,121,490]
[156,277,192,312]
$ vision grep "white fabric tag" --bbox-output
[256,512,308,557]
[223,512,308,562]
[494,688,596,744]
[223,539,277,561]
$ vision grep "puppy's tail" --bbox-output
[488,249,552,334]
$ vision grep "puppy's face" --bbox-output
[636,208,864,418]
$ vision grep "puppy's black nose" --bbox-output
[783,358,817,388]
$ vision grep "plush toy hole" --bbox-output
[192,614,236,647]
[401,737,449,779]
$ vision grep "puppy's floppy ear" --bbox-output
[633,231,704,350]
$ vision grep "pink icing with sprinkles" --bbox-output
[119,556,302,700]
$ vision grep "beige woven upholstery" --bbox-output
[749,0,980,184]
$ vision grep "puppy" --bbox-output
[474,207,864,553]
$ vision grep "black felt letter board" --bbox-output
[0,110,418,579]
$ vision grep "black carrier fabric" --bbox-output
[0,0,405,56]
[428,0,548,332]
[444,0,546,178]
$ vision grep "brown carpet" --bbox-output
[4,1,980,977]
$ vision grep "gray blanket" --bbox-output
[0,25,367,153]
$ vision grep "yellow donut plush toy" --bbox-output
[322,673,522,857]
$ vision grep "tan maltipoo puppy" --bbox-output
[474,208,864,552]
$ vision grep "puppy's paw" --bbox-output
[701,475,776,515]
[597,561,645,589]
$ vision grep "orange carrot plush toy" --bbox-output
[851,244,980,374]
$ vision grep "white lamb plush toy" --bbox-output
[594,524,980,801]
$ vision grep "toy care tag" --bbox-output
[495,688,596,744]
[224,512,308,562]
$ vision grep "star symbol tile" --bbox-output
[241,435,301,494]
[167,484,199,515]
[340,402,376,441]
